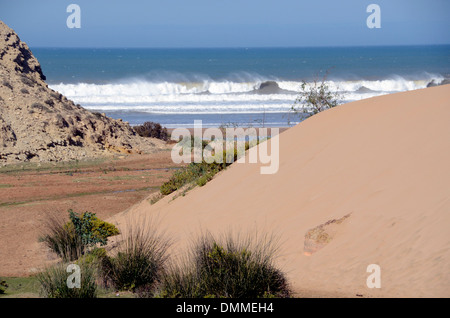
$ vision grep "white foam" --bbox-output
[50,75,443,115]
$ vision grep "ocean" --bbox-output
[32,46,450,128]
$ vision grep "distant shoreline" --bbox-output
[166,126,290,137]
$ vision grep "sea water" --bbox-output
[32,46,450,127]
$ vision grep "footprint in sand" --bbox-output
[304,213,351,256]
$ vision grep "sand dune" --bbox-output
[110,85,450,297]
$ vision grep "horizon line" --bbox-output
[29,43,450,50]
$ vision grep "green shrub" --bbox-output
[160,162,217,195]
[69,210,120,248]
[160,147,241,196]
[0,280,8,294]
[196,175,208,187]
[39,210,120,261]
[158,233,291,298]
[134,121,169,141]
[160,138,263,196]
[37,261,98,298]
[76,247,108,266]
[100,221,170,294]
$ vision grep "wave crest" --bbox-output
[49,75,444,115]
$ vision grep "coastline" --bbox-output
[166,126,291,138]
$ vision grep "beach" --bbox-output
[33,46,450,128]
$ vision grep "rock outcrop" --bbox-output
[0,21,165,164]
[427,78,450,87]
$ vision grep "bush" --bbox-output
[289,69,342,122]
[76,247,108,266]
[50,91,62,100]
[39,210,120,261]
[100,220,170,294]
[68,210,120,248]
[20,75,35,87]
[39,213,84,261]
[44,99,54,107]
[159,146,243,196]
[2,80,13,90]
[55,115,69,129]
[196,175,209,187]
[91,112,103,119]
[158,232,291,298]
[0,280,8,294]
[159,137,261,196]
[134,121,169,141]
[31,102,53,113]
[37,260,98,298]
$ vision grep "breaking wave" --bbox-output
[50,74,444,115]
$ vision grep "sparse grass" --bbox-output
[102,175,144,181]
[169,183,197,202]
[160,161,221,195]
[0,280,8,294]
[0,275,137,298]
[39,212,85,261]
[157,232,291,298]
[37,260,98,298]
[100,219,171,295]
[0,276,40,298]
[3,228,290,298]
[149,192,164,205]
[159,140,256,196]
[0,157,106,175]
[0,186,160,209]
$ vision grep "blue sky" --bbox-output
[1,0,449,48]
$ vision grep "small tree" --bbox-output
[289,69,342,123]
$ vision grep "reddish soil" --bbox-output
[0,150,180,276]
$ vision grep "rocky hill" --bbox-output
[0,21,165,164]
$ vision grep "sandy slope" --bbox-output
[110,85,450,297]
